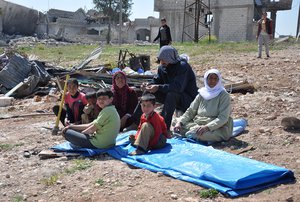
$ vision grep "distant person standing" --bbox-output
[256,12,273,58]
[153,18,172,48]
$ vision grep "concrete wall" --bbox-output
[0,0,39,35]
[154,0,255,42]
[212,0,254,41]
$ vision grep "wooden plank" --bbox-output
[38,149,80,159]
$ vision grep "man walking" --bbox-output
[153,18,172,48]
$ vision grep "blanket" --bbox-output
[52,131,294,197]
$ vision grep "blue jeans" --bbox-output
[64,129,97,149]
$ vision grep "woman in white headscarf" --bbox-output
[174,69,233,142]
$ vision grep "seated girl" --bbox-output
[112,71,138,130]
[53,78,87,125]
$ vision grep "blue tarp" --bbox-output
[52,131,295,197]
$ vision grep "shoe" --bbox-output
[129,149,145,156]
[129,135,135,145]
[123,123,138,132]
[166,130,173,138]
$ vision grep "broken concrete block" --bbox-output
[0,97,14,107]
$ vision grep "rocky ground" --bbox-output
[0,43,299,202]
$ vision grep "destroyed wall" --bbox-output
[132,17,160,42]
[0,0,159,44]
[154,0,255,42]
[0,0,39,35]
[36,8,104,43]
[107,17,160,44]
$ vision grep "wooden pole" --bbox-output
[52,74,70,135]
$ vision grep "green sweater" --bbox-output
[180,91,233,140]
[90,105,120,148]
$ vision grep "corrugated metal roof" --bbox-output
[0,54,32,89]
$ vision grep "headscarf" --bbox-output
[157,46,180,64]
[198,69,226,100]
[112,71,130,114]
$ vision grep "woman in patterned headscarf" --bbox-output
[112,71,138,130]
[174,68,233,143]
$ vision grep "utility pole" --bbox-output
[297,4,300,38]
[118,0,122,45]
[182,0,210,43]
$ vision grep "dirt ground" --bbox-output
[0,43,299,202]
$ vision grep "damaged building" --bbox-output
[154,0,293,42]
[0,0,160,44]
[0,0,293,43]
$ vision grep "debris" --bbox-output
[265,114,277,121]
[225,80,255,94]
[0,97,14,107]
[72,46,103,71]
[281,117,300,130]
[23,151,31,158]
[55,77,63,91]
[171,194,178,200]
[231,145,255,155]
[157,172,164,177]
[275,37,289,43]
[38,149,80,159]
[0,54,51,97]
[4,82,25,97]
[0,112,54,120]
[33,95,42,102]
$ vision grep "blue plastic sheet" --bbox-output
[107,132,295,197]
[52,131,294,197]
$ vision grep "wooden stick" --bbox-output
[0,113,54,120]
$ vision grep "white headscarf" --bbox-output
[198,69,226,100]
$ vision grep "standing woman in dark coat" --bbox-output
[112,71,138,131]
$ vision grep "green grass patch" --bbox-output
[95,178,105,186]
[199,189,219,199]
[0,143,24,151]
[12,195,24,202]
[41,174,59,186]
[12,41,298,69]
[64,159,93,174]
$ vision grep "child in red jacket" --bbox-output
[129,94,170,155]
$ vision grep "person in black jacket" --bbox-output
[153,18,172,48]
[127,46,198,131]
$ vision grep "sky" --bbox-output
[5,0,300,37]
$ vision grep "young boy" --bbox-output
[62,88,120,149]
[53,78,87,125]
[81,91,101,124]
[129,94,169,155]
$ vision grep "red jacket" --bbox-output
[135,111,168,149]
